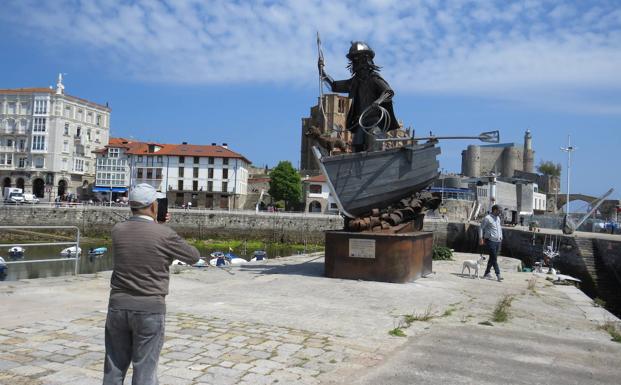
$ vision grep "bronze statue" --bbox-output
[319,41,399,152]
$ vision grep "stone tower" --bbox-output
[523,129,534,173]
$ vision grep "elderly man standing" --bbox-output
[103,183,200,385]
[479,204,504,282]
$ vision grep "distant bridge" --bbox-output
[553,193,620,218]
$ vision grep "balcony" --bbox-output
[0,146,15,152]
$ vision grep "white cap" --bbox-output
[129,183,165,208]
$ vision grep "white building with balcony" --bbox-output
[0,74,110,200]
[303,174,338,213]
[94,138,250,209]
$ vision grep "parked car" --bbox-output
[23,193,39,204]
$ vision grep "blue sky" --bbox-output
[1,0,620,202]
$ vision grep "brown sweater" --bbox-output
[108,216,200,313]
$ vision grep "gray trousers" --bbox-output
[103,308,165,385]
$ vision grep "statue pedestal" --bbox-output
[324,230,433,283]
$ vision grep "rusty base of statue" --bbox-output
[324,223,433,283]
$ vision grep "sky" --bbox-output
[1,0,620,202]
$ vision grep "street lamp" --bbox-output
[560,135,577,216]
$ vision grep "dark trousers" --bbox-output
[484,240,501,276]
[103,308,165,385]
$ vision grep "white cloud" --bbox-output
[3,0,620,113]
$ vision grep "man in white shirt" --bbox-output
[479,204,504,281]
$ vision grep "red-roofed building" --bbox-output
[0,75,111,200]
[302,173,338,213]
[94,138,251,209]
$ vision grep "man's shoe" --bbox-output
[497,275,504,282]
[483,273,492,279]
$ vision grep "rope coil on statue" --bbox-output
[358,103,391,135]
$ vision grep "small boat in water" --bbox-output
[0,256,7,281]
[209,252,229,267]
[8,246,25,260]
[225,252,246,265]
[60,246,81,257]
[250,250,268,262]
[88,247,108,256]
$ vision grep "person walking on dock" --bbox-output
[103,183,200,385]
[479,204,504,282]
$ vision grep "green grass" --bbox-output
[599,321,621,343]
[404,304,435,326]
[388,327,406,337]
[442,308,455,317]
[492,295,514,323]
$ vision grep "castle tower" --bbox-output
[523,129,534,173]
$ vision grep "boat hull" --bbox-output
[314,144,441,218]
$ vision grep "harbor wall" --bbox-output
[0,206,343,244]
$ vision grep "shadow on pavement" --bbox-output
[238,256,325,277]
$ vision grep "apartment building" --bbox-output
[0,74,110,199]
[94,138,250,209]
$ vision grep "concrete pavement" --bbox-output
[0,252,619,384]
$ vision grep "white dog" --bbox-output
[461,254,486,279]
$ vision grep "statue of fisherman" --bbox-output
[319,41,400,152]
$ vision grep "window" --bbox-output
[73,158,83,172]
[222,169,228,179]
[222,182,228,192]
[137,168,143,178]
[86,129,91,141]
[21,103,29,114]
[179,156,185,164]
[63,141,68,152]
[223,158,229,165]
[35,157,44,168]
[18,157,26,168]
[0,154,12,165]
[178,180,184,190]
[156,156,162,163]
[62,158,68,171]
[8,103,16,114]
[208,168,214,178]
[208,181,213,192]
[86,112,93,123]
[33,118,46,132]
[32,136,45,150]
[64,123,69,135]
[192,181,198,191]
[137,156,143,163]
[7,139,13,147]
[96,115,102,126]
[108,148,119,158]
[208,157,214,164]
[34,99,47,114]
[76,126,81,138]
[309,184,322,194]
[64,106,71,118]
[147,169,153,179]
[193,167,199,178]
[193,156,199,164]
[178,167,184,177]
[77,109,83,121]
[155,168,162,179]
[338,98,346,113]
[18,139,25,150]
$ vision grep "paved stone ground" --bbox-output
[0,311,384,385]
[0,252,619,385]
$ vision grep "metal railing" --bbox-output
[0,226,81,275]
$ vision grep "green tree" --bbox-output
[268,161,302,211]
[537,161,562,177]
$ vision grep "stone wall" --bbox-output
[0,206,344,243]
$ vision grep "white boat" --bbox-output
[209,252,229,267]
[171,259,188,266]
[60,246,81,257]
[8,246,25,260]
[250,250,268,262]
[225,252,247,265]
